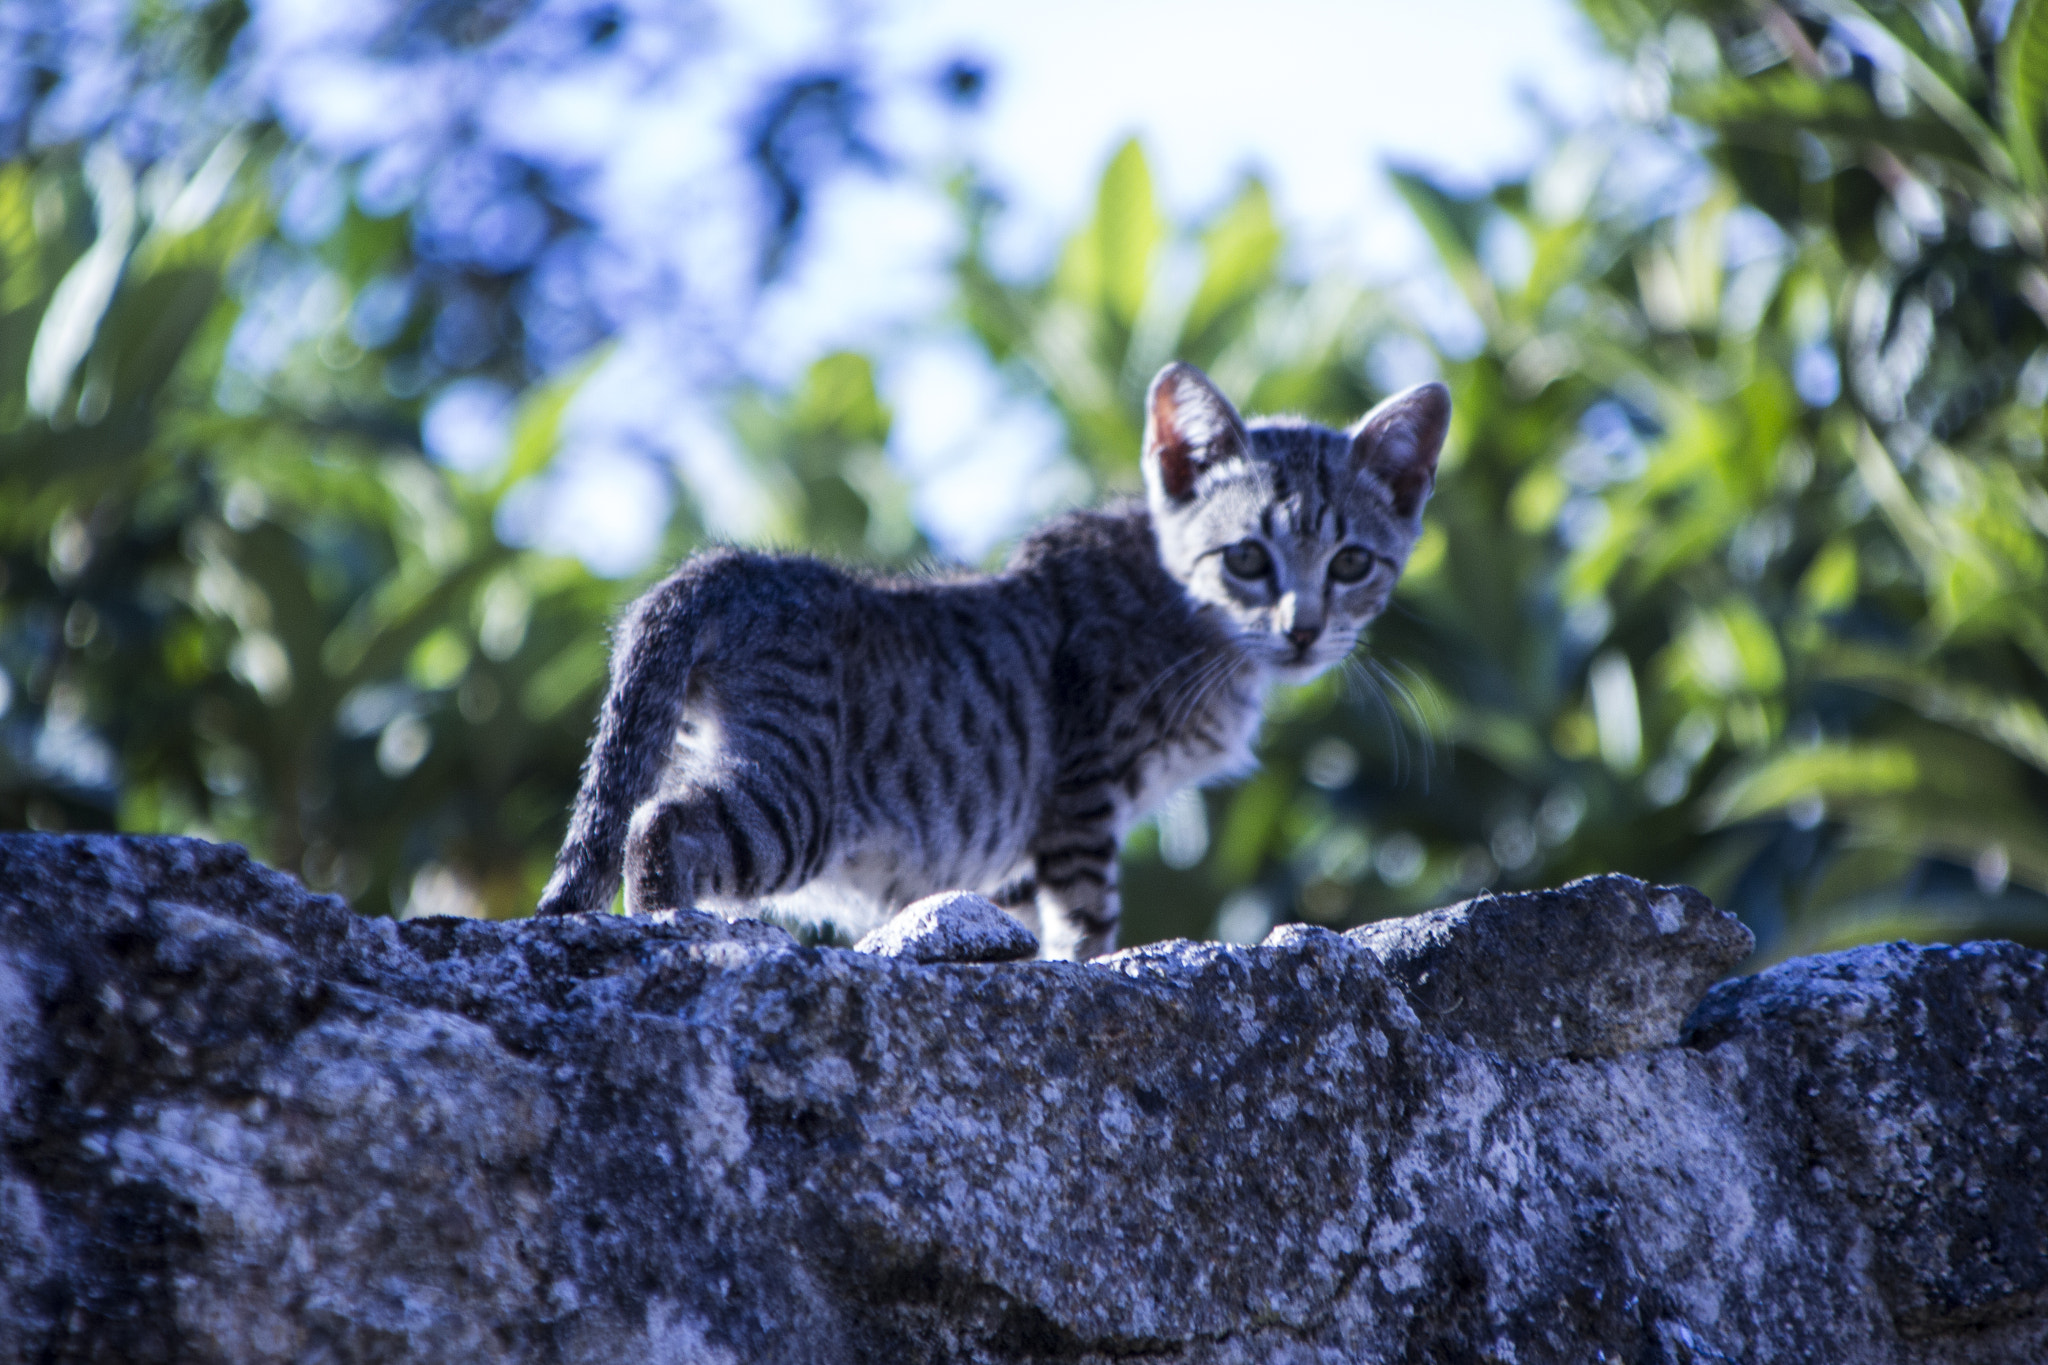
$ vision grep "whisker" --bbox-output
[1163,651,1245,741]
[1344,653,1406,786]
[1376,658,1437,750]
[1187,661,1252,744]
[1365,654,1438,792]
[1153,653,1222,740]
[1130,647,1214,718]
[1165,654,1235,735]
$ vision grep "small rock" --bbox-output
[1348,873,1753,1059]
[854,891,1037,964]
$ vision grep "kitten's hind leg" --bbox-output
[623,776,819,914]
[623,799,700,914]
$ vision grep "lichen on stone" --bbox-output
[2,834,2042,1364]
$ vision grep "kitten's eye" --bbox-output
[1329,546,1376,583]
[1221,540,1273,579]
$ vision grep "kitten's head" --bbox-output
[1141,361,1448,683]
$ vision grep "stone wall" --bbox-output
[1,834,2043,1363]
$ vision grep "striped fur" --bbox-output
[535,362,1448,958]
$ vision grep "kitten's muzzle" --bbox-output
[1287,624,1321,652]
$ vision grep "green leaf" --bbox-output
[1800,538,1859,614]
[1705,742,1920,825]
[1055,139,1164,328]
[407,626,471,691]
[0,162,43,312]
[1212,770,1288,885]
[2003,0,2048,189]
[521,637,608,722]
[497,346,609,496]
[1817,645,2048,776]
[1831,793,2048,898]
[320,549,504,682]
[1185,178,1281,339]
[1096,140,1163,328]
[1805,0,2014,181]
[1508,468,1569,535]
[1662,601,1786,702]
[25,145,134,418]
[793,351,890,443]
[98,265,220,406]
[1388,166,1495,321]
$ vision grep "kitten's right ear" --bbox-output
[1143,362,1251,503]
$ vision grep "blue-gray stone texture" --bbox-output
[1,835,2042,1363]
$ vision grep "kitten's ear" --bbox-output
[1349,381,1450,519]
[1143,362,1251,503]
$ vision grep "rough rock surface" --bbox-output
[1,834,2043,1365]
[1348,874,1753,1059]
[855,891,1038,963]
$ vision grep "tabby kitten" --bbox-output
[535,362,1448,959]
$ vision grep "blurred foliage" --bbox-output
[3,0,2045,963]
[958,0,2048,961]
[0,1,913,918]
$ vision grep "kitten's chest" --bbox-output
[1117,671,1266,832]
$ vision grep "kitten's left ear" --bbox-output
[1349,381,1450,519]
[1143,362,1251,504]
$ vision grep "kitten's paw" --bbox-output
[1037,895,1120,961]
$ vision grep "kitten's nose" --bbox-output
[1288,624,1321,650]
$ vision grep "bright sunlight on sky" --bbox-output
[880,0,1614,271]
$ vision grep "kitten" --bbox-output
[535,362,1447,959]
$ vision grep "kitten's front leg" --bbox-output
[1031,801,1122,960]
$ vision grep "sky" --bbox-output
[879,0,1614,273]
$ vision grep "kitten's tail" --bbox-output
[533,561,726,917]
